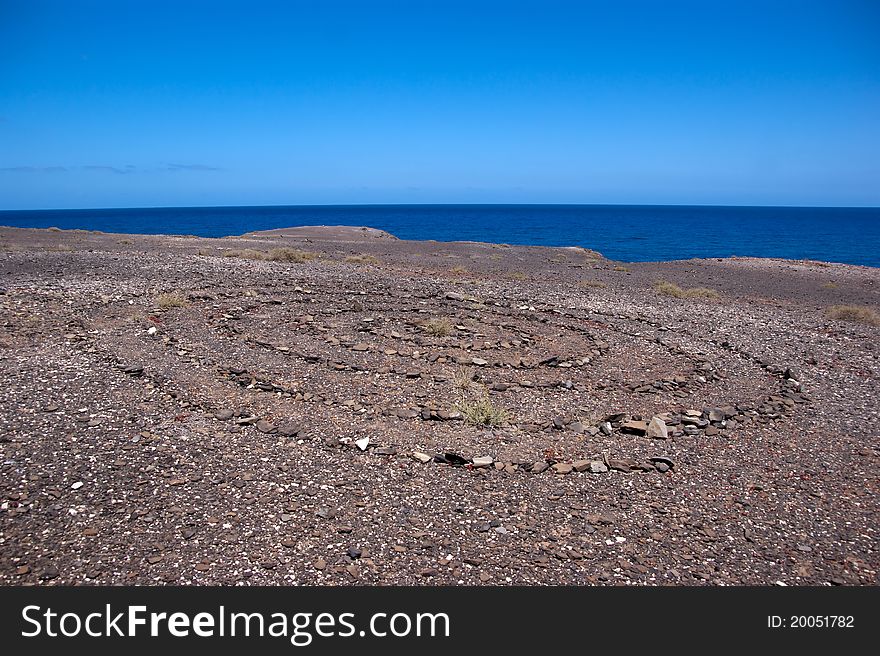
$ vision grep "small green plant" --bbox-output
[156,291,189,309]
[422,317,454,337]
[826,305,880,326]
[654,280,719,299]
[457,394,508,426]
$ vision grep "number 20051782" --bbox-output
[768,616,854,628]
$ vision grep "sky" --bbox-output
[1,0,879,209]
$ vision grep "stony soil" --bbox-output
[0,225,877,586]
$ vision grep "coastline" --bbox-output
[2,202,879,268]
[0,225,877,585]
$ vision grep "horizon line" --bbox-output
[2,201,879,213]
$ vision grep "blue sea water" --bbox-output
[1,204,878,267]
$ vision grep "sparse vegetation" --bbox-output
[345,254,380,265]
[156,291,189,309]
[452,368,478,391]
[826,305,880,326]
[457,393,508,426]
[822,282,838,290]
[266,247,319,263]
[422,317,454,337]
[118,239,133,245]
[578,279,607,289]
[222,246,319,262]
[450,265,469,274]
[654,280,720,299]
[613,265,629,272]
[509,271,528,281]
[581,248,604,260]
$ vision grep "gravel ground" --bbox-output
[0,225,877,586]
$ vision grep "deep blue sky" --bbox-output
[1,0,879,209]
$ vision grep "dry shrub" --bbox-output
[422,317,453,337]
[345,254,380,265]
[156,291,189,309]
[826,305,880,326]
[457,394,508,426]
[266,248,318,263]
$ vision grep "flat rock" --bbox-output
[411,451,433,463]
[646,416,668,439]
[620,420,648,435]
[607,457,640,472]
[472,455,494,468]
[589,461,608,474]
[277,422,302,436]
[255,420,277,433]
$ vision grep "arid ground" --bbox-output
[0,225,877,585]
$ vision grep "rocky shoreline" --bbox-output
[0,225,877,585]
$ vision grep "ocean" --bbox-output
[1,204,878,267]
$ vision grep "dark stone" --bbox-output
[443,452,469,467]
